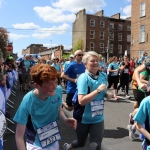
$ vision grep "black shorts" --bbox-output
[133,89,146,107]
[66,93,75,107]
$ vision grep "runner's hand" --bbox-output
[139,83,147,90]
[65,118,77,130]
[98,83,106,92]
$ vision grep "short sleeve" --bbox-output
[134,98,148,125]
[13,96,30,125]
[77,74,88,95]
[64,63,73,75]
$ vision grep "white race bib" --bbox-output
[124,69,128,73]
[37,121,61,148]
[90,100,104,117]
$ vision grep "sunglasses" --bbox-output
[53,59,57,60]
[77,54,83,57]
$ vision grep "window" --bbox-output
[127,45,130,54]
[90,42,94,51]
[140,25,145,42]
[90,20,95,27]
[100,43,104,52]
[100,32,104,40]
[110,23,114,29]
[127,25,131,31]
[100,21,105,28]
[118,24,123,30]
[140,2,146,17]
[118,45,122,54]
[127,34,131,42]
[90,30,95,39]
[109,32,114,40]
[109,44,113,53]
[118,33,122,41]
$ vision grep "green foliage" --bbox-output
[73,39,83,53]
[62,53,70,59]
[0,27,9,59]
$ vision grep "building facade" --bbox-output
[73,9,131,61]
[22,44,47,55]
[131,0,150,58]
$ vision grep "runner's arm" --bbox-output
[134,64,147,89]
[136,122,150,141]
[15,123,26,150]
[61,72,77,83]
[139,74,148,84]
[58,106,76,129]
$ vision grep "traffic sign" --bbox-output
[6,44,13,52]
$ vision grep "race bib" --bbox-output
[0,110,7,138]
[37,121,61,148]
[113,72,118,76]
[124,69,128,73]
[90,100,104,117]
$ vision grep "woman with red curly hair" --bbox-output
[13,64,76,150]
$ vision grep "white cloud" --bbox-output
[52,0,106,13]
[9,33,30,40]
[122,5,131,16]
[32,23,70,39]
[0,0,6,7]
[12,23,40,29]
[34,6,75,23]
[126,0,131,2]
[32,33,50,39]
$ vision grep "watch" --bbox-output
[97,88,101,94]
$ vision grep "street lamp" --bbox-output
[50,40,52,53]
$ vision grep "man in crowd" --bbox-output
[61,50,85,111]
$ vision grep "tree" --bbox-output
[73,39,83,53]
[0,27,9,58]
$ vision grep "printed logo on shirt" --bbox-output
[52,98,59,104]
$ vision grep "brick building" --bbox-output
[130,0,150,58]
[73,9,131,61]
[22,44,47,55]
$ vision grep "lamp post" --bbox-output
[50,40,52,53]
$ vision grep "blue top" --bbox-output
[99,61,104,67]
[63,61,71,70]
[30,60,35,66]
[74,71,107,124]
[64,61,85,94]
[51,63,61,72]
[108,62,119,76]
[134,96,150,125]
[13,86,62,148]
[24,60,30,69]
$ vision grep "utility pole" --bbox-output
[50,40,52,53]
[107,28,110,62]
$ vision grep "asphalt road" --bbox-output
[3,84,142,150]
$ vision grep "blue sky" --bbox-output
[0,0,131,57]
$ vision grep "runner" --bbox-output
[63,51,107,150]
[13,64,76,150]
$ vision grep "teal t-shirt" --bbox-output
[13,86,62,148]
[51,63,61,72]
[77,71,107,124]
[108,62,119,76]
